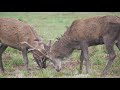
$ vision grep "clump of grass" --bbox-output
[0,74,5,78]
[4,54,24,67]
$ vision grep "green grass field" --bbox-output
[0,12,120,78]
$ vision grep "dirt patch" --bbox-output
[62,60,79,70]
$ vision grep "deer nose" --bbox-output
[56,68,61,72]
[55,65,61,72]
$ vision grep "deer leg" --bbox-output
[116,37,120,51]
[81,41,90,74]
[21,48,29,72]
[79,50,84,74]
[0,44,8,73]
[102,36,116,76]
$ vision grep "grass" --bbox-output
[0,12,120,78]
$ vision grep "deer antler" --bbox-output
[20,42,50,59]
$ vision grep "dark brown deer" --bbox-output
[0,18,51,73]
[47,15,120,75]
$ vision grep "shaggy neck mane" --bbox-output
[51,30,74,59]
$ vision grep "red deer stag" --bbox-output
[48,15,120,75]
[0,18,51,73]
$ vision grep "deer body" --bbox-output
[49,16,120,75]
[0,18,48,73]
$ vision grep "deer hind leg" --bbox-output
[102,35,116,76]
[0,44,8,73]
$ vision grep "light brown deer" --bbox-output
[0,18,51,73]
[47,15,120,75]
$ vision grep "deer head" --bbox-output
[20,41,51,69]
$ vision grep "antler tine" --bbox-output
[20,42,50,59]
